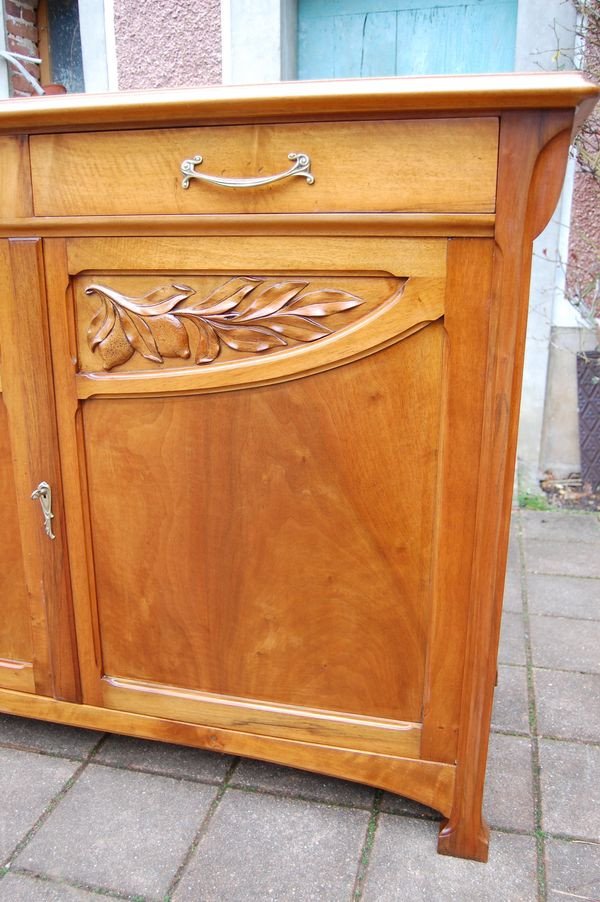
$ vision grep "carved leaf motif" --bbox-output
[85,277,367,370]
[285,289,363,317]
[216,324,287,353]
[185,277,259,316]
[251,315,330,342]
[88,301,115,350]
[85,283,195,317]
[192,320,220,365]
[240,281,308,320]
[117,308,162,364]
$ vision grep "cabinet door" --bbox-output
[0,239,80,701]
[45,235,491,762]
[0,390,34,693]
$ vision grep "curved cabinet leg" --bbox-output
[437,811,490,862]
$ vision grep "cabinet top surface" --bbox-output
[0,72,597,134]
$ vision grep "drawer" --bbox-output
[30,118,498,217]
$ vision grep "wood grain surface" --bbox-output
[103,676,423,759]
[0,213,496,239]
[0,396,33,684]
[30,119,498,216]
[83,327,443,723]
[0,136,33,220]
[0,72,595,135]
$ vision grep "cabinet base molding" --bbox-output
[0,687,455,820]
[101,674,423,759]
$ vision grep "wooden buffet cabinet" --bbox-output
[0,74,597,861]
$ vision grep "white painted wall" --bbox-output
[514,0,580,492]
[0,0,12,99]
[78,0,118,92]
[222,0,297,84]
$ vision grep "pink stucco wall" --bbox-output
[567,21,599,320]
[113,0,222,90]
[568,170,600,314]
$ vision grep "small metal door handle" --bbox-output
[180,152,315,189]
[31,481,55,540]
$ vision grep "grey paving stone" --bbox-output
[539,739,600,839]
[173,787,369,901]
[230,757,375,808]
[93,733,234,783]
[362,817,537,901]
[506,533,521,573]
[15,764,217,900]
[524,538,600,578]
[498,611,527,665]
[502,570,523,613]
[546,837,600,902]
[0,873,101,901]
[527,573,600,621]
[521,510,600,543]
[535,669,600,741]
[484,733,534,832]
[530,615,600,673]
[491,664,530,735]
[0,748,78,864]
[379,793,440,819]
[0,715,103,760]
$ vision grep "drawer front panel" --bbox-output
[30,118,499,216]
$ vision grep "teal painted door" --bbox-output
[297,0,518,79]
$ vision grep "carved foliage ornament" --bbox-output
[85,277,366,370]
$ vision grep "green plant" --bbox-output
[518,491,553,511]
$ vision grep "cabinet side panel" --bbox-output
[83,325,444,723]
[421,238,495,764]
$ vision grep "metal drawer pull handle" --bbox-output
[31,481,55,540]
[180,152,314,189]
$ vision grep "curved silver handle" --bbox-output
[31,481,55,540]
[180,152,315,190]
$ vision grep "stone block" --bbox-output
[230,758,375,808]
[173,788,369,901]
[14,764,217,899]
[535,669,600,741]
[362,817,538,901]
[546,837,600,902]
[491,664,530,735]
[530,615,600,673]
[0,749,78,864]
[498,611,527,666]
[527,573,600,621]
[0,715,103,760]
[539,739,600,839]
[93,734,234,783]
[484,733,534,832]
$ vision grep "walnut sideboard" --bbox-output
[0,74,597,861]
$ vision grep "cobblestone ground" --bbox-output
[0,510,598,901]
